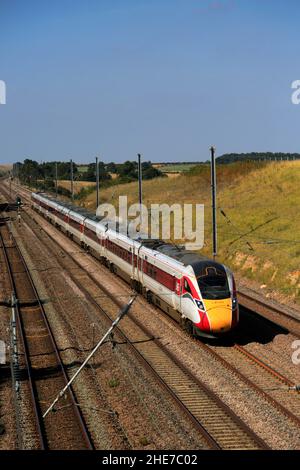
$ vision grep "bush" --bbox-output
[74,185,96,200]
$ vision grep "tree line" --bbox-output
[13,159,164,190]
[216,152,300,164]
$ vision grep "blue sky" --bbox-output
[0,0,300,164]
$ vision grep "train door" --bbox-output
[175,277,182,312]
[131,243,139,283]
[138,246,144,286]
[180,276,198,320]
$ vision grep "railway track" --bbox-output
[0,220,93,450]
[196,340,300,427]
[13,208,269,450]
[3,180,300,447]
[237,291,300,337]
[4,180,300,338]
[44,213,300,436]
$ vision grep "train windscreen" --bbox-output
[197,267,230,300]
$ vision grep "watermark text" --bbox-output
[291,80,300,105]
[292,340,300,365]
[0,340,6,364]
[96,196,204,249]
[0,80,6,105]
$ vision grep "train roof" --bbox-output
[33,192,226,274]
[34,192,130,233]
[139,239,226,275]
[34,192,104,222]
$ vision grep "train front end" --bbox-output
[191,262,239,337]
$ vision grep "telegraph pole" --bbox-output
[210,146,217,259]
[55,162,58,198]
[137,153,142,227]
[70,159,74,201]
[96,156,99,210]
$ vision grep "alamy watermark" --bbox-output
[0,340,6,364]
[0,80,6,104]
[96,196,204,250]
[292,340,300,365]
[291,80,300,105]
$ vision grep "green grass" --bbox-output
[139,437,150,446]
[77,161,300,303]
[77,165,89,173]
[108,378,120,388]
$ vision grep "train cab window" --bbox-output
[197,267,230,300]
[184,279,192,294]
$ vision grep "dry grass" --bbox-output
[0,164,12,173]
[57,180,96,194]
[78,161,300,302]
[164,172,181,178]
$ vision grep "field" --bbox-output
[57,180,95,194]
[77,160,300,304]
[0,164,12,174]
[154,163,200,173]
[77,165,89,173]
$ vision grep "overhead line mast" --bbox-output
[210,146,217,260]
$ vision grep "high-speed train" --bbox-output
[31,192,239,337]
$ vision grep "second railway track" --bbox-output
[5,180,300,337]
[1,186,269,450]
[0,182,268,449]
[0,220,93,450]
[3,180,300,449]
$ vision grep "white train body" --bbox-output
[31,192,239,337]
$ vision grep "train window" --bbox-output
[197,270,230,300]
[184,279,192,294]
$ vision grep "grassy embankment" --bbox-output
[0,164,12,176]
[57,180,96,194]
[155,163,199,173]
[76,161,300,303]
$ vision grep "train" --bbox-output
[31,192,239,338]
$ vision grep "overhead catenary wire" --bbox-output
[3,185,300,299]
[47,257,169,445]
[218,202,300,246]
[6,180,300,247]
[216,208,300,253]
[43,295,137,418]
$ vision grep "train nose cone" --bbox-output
[204,300,232,333]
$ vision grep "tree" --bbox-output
[117,161,138,179]
[85,163,96,181]
[216,152,300,164]
[84,162,111,182]
[142,161,163,179]
[106,162,117,173]
[98,161,111,181]
[57,161,78,179]
[18,159,41,184]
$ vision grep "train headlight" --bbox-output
[195,299,205,310]
[232,297,238,309]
